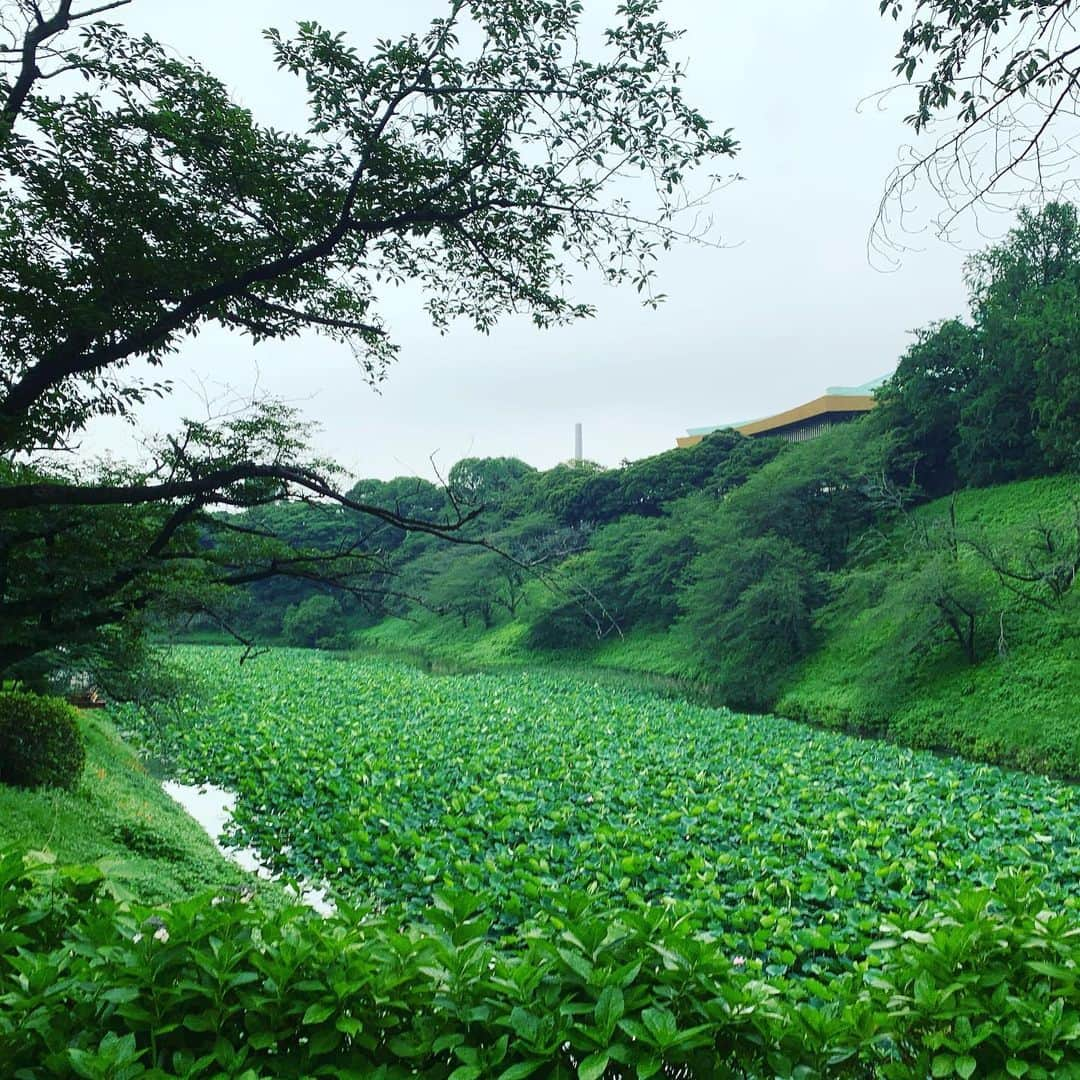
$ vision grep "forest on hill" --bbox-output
[173,203,1080,774]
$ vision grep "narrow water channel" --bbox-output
[163,779,335,916]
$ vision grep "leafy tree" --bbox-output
[961,203,1080,482]
[1022,281,1080,471]
[969,502,1080,610]
[968,202,1080,308]
[509,462,614,528]
[889,514,994,667]
[679,530,827,710]
[875,318,977,495]
[0,407,420,674]
[579,513,697,630]
[510,431,782,529]
[0,0,735,677]
[704,434,788,499]
[877,202,1080,489]
[345,478,451,528]
[447,458,536,511]
[590,430,770,522]
[281,594,347,649]
[719,422,888,572]
[408,546,503,628]
[522,567,608,650]
[396,509,579,632]
[486,513,585,616]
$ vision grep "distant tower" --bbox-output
[574,422,583,466]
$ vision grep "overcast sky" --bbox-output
[81,0,992,482]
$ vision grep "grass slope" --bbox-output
[356,474,1079,776]
[0,710,264,903]
[355,586,701,681]
[356,607,534,669]
[777,475,1080,776]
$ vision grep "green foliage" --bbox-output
[281,594,348,649]
[885,503,997,667]
[779,475,1080,775]
[505,431,784,528]
[875,317,977,494]
[878,2,1080,232]
[0,2,736,450]
[588,514,698,630]
[0,405,393,679]
[3,851,1080,1076]
[344,477,452,552]
[523,509,700,648]
[523,590,603,651]
[680,531,827,709]
[884,0,1059,127]
[8,642,1076,1075]
[1024,281,1080,471]
[509,461,612,528]
[719,421,887,570]
[116,648,1080,979]
[877,202,1080,491]
[665,422,885,708]
[960,204,1080,483]
[0,691,85,791]
[0,0,736,678]
[405,546,522,630]
[448,457,537,508]
[593,430,782,521]
[0,710,267,904]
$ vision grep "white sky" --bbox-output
[79,0,995,481]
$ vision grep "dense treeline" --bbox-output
[191,205,1078,765]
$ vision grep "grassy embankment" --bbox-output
[357,474,1080,775]
[0,710,267,903]
[777,474,1079,775]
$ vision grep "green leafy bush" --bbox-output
[1,851,1079,1077]
[281,594,348,649]
[0,691,85,791]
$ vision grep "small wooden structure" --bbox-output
[66,671,107,709]
[68,688,107,709]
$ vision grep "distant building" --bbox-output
[676,377,887,448]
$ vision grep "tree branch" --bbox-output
[0,460,486,541]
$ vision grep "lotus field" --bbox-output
[118,647,1080,979]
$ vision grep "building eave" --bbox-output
[735,393,876,438]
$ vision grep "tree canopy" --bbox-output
[878,201,1080,485]
[0,0,734,452]
[0,0,736,678]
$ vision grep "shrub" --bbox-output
[523,595,603,650]
[0,691,86,790]
[1,856,1078,1078]
[680,532,827,711]
[281,595,347,649]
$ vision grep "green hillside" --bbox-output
[0,711,269,903]
[356,473,1079,776]
[777,475,1079,775]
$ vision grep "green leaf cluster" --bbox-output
[116,648,1080,981]
[0,691,85,791]
[3,850,1080,1076]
